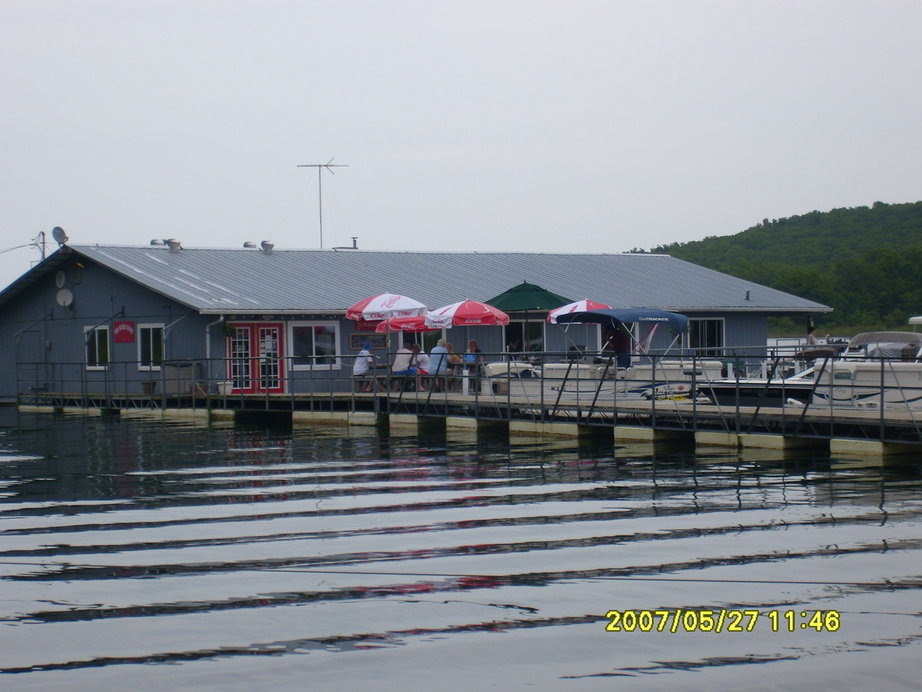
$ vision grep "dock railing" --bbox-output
[12,346,922,444]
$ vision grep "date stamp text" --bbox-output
[604,609,840,633]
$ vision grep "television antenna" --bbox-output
[297,158,348,249]
[0,227,62,261]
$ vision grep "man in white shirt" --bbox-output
[352,342,375,391]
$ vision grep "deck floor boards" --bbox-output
[17,387,922,445]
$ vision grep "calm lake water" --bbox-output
[1,409,921,691]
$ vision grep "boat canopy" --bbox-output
[848,331,922,347]
[846,331,922,359]
[554,308,689,332]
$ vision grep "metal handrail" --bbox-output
[11,348,922,445]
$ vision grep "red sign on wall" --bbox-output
[113,320,136,343]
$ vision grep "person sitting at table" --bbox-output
[391,343,415,390]
[446,342,463,391]
[465,339,484,366]
[429,339,449,391]
[413,344,430,391]
[392,343,413,372]
[464,339,485,388]
[352,341,376,392]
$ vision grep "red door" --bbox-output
[227,323,286,394]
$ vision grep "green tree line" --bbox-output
[637,201,922,334]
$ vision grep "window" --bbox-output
[85,326,109,369]
[687,318,724,357]
[289,321,340,369]
[504,321,545,354]
[137,324,164,370]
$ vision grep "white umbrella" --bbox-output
[345,293,427,322]
[547,299,613,324]
[425,300,510,329]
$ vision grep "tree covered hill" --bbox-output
[638,201,922,332]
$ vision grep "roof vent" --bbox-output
[150,238,182,251]
[243,240,274,253]
[333,236,359,250]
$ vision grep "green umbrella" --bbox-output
[484,281,571,312]
[485,282,571,355]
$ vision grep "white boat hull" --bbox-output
[812,360,922,409]
[480,360,723,403]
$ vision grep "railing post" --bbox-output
[880,357,886,441]
[691,351,698,433]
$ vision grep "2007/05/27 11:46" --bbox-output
[604,609,841,633]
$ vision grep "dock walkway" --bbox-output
[17,386,922,456]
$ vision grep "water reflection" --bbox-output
[1,409,921,689]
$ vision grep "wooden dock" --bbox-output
[16,386,922,456]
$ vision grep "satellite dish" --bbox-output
[55,270,66,288]
[52,226,68,246]
[56,288,74,307]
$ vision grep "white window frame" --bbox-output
[288,320,341,370]
[686,317,725,356]
[84,326,110,370]
[137,323,164,371]
[504,320,546,354]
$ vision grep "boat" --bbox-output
[482,358,724,402]
[481,308,723,403]
[811,331,922,409]
[704,331,922,410]
[702,366,817,407]
[702,344,844,408]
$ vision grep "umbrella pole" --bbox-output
[386,326,393,393]
[462,325,470,395]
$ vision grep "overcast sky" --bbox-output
[2,0,921,287]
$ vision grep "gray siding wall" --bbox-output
[1,258,215,399]
[719,311,770,351]
[0,257,774,400]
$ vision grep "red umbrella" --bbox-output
[374,316,439,333]
[426,300,510,329]
[346,293,427,321]
[547,299,613,324]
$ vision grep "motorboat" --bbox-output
[702,366,817,408]
[811,331,922,409]
[481,308,723,404]
[481,358,723,402]
[703,331,922,410]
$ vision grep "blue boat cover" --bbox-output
[554,308,689,332]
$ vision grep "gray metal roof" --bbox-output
[13,244,832,315]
